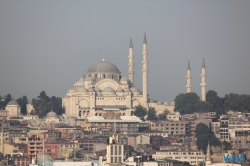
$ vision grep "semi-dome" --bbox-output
[87,60,121,73]
[125,88,131,92]
[73,78,85,87]
[94,87,102,92]
[120,77,128,82]
[89,87,95,92]
[85,77,93,81]
[76,87,88,92]
[103,87,115,93]
[7,100,19,106]
[116,87,124,92]
[46,111,57,118]
[130,87,140,93]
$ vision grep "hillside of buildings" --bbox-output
[0,90,250,166]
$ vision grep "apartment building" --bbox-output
[152,150,205,166]
[148,120,190,136]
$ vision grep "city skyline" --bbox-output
[0,1,250,102]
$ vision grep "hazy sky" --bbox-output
[0,1,250,102]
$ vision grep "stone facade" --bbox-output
[62,34,174,119]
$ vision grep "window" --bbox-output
[115,157,117,163]
[111,146,113,155]
[115,146,117,155]
[119,157,122,163]
[119,146,122,155]
[111,157,113,163]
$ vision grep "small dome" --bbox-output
[7,100,19,106]
[76,87,88,92]
[116,87,124,92]
[29,119,39,127]
[46,111,57,118]
[164,102,169,106]
[157,102,162,105]
[125,88,131,92]
[148,98,157,103]
[73,78,85,87]
[148,98,154,103]
[85,77,93,81]
[170,102,175,106]
[94,87,102,92]
[120,77,128,82]
[88,87,95,92]
[67,88,74,93]
[103,87,115,93]
[27,100,32,104]
[130,87,140,93]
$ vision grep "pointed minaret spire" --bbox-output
[200,55,207,101]
[202,55,206,68]
[143,31,147,44]
[187,59,191,70]
[128,36,134,84]
[129,36,133,48]
[186,59,192,93]
[142,32,148,108]
[206,141,212,165]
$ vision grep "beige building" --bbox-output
[152,150,205,166]
[5,100,21,117]
[62,34,174,119]
[106,133,124,166]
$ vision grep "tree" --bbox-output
[40,91,50,102]
[158,109,169,120]
[16,95,28,114]
[174,92,199,114]
[223,93,239,111]
[195,123,221,152]
[195,101,212,112]
[69,150,83,159]
[134,105,147,120]
[147,107,158,120]
[206,90,218,109]
[222,141,232,150]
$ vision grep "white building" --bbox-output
[62,33,175,119]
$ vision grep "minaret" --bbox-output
[128,37,134,84]
[200,56,207,101]
[186,59,192,93]
[206,142,212,165]
[142,32,148,104]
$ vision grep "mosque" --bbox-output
[62,33,207,119]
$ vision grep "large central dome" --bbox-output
[87,60,121,73]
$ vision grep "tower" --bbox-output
[128,37,134,84]
[200,56,207,101]
[186,59,192,92]
[106,134,124,166]
[205,142,212,165]
[142,32,148,105]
